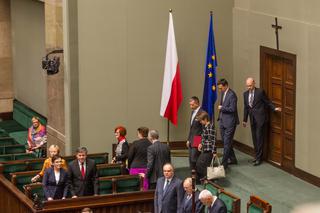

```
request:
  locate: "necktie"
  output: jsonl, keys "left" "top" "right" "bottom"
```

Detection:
{"left": 191, "top": 111, "right": 195, "bottom": 125}
{"left": 81, "top": 163, "right": 85, "bottom": 179}
{"left": 249, "top": 91, "right": 254, "bottom": 107}
{"left": 163, "top": 179, "right": 170, "bottom": 193}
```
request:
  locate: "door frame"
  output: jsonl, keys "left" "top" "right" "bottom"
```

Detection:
{"left": 260, "top": 46, "right": 296, "bottom": 173}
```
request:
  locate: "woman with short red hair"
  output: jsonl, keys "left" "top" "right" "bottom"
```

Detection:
{"left": 112, "top": 126, "right": 129, "bottom": 165}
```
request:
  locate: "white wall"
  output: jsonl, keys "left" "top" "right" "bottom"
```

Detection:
{"left": 233, "top": 0, "right": 320, "bottom": 177}
{"left": 76, "top": 0, "right": 234, "bottom": 154}
{"left": 10, "top": 0, "right": 47, "bottom": 116}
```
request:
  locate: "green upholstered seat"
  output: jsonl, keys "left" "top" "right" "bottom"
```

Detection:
{"left": 205, "top": 182, "right": 220, "bottom": 196}
{"left": 28, "top": 160, "right": 44, "bottom": 170}
{"left": 14, "top": 173, "right": 35, "bottom": 191}
{"left": 4, "top": 144, "right": 26, "bottom": 154}
{"left": 91, "top": 155, "right": 107, "bottom": 164}
{"left": 0, "top": 138, "right": 17, "bottom": 146}
{"left": 248, "top": 204, "right": 263, "bottom": 213}
{"left": 98, "top": 166, "right": 122, "bottom": 177}
{"left": 14, "top": 153, "right": 37, "bottom": 160}
{"left": 99, "top": 179, "right": 113, "bottom": 195}
{"left": 115, "top": 176, "right": 141, "bottom": 193}
{"left": 2, "top": 163, "right": 28, "bottom": 179}
{"left": 9, "top": 131, "right": 28, "bottom": 145}
{"left": 27, "top": 184, "right": 45, "bottom": 202}
{"left": 0, "top": 120, "right": 26, "bottom": 133}
{"left": 0, "top": 154, "right": 14, "bottom": 162}
{"left": 218, "top": 192, "right": 235, "bottom": 213}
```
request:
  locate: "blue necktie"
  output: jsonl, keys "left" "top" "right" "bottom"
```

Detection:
{"left": 163, "top": 179, "right": 170, "bottom": 193}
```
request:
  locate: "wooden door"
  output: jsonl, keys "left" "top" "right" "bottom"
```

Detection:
{"left": 260, "top": 46, "right": 296, "bottom": 172}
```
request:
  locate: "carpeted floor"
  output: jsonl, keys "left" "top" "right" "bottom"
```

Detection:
{"left": 172, "top": 149, "right": 320, "bottom": 213}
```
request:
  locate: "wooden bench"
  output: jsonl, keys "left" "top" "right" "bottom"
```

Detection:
{"left": 1, "top": 172, "right": 153, "bottom": 213}
{"left": 247, "top": 195, "right": 272, "bottom": 213}
{"left": 204, "top": 179, "right": 241, "bottom": 213}
{"left": 24, "top": 174, "right": 144, "bottom": 199}
{"left": 11, "top": 170, "right": 40, "bottom": 191}
{"left": 0, "top": 152, "right": 109, "bottom": 179}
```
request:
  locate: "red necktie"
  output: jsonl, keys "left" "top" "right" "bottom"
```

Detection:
{"left": 81, "top": 163, "right": 85, "bottom": 179}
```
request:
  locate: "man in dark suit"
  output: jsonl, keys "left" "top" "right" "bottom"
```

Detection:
{"left": 154, "top": 163, "right": 184, "bottom": 213}
{"left": 199, "top": 189, "right": 227, "bottom": 213}
{"left": 187, "top": 96, "right": 203, "bottom": 170}
{"left": 217, "top": 79, "right": 239, "bottom": 169}
{"left": 68, "top": 147, "right": 99, "bottom": 197}
{"left": 182, "top": 177, "right": 204, "bottom": 213}
{"left": 146, "top": 130, "right": 171, "bottom": 189}
{"left": 243, "top": 77, "right": 281, "bottom": 166}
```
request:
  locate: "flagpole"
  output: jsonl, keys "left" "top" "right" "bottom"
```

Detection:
{"left": 167, "top": 120, "right": 170, "bottom": 144}
{"left": 166, "top": 8, "right": 172, "bottom": 145}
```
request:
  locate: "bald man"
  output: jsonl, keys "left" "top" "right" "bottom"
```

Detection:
{"left": 154, "top": 163, "right": 184, "bottom": 213}
{"left": 243, "top": 77, "right": 281, "bottom": 166}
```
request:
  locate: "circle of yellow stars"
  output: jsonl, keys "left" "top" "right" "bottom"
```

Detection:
{"left": 207, "top": 55, "right": 216, "bottom": 91}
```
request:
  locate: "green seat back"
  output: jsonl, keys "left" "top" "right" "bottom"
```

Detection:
{"left": 9, "top": 131, "right": 28, "bottom": 145}
{"left": 14, "top": 153, "right": 37, "bottom": 160}
{"left": 28, "top": 161, "right": 44, "bottom": 170}
{"left": 3, "top": 163, "right": 28, "bottom": 179}
{"left": 15, "top": 174, "right": 34, "bottom": 191}
{"left": 99, "top": 179, "right": 113, "bottom": 195}
{"left": 91, "top": 156, "right": 107, "bottom": 165}
{"left": 0, "top": 138, "right": 17, "bottom": 146}
{"left": 205, "top": 183, "right": 220, "bottom": 196}
{"left": 0, "top": 120, "right": 26, "bottom": 133}
{"left": 115, "top": 177, "right": 140, "bottom": 193}
{"left": 218, "top": 193, "right": 234, "bottom": 213}
{"left": 30, "top": 185, "right": 45, "bottom": 202}
{"left": 4, "top": 144, "right": 26, "bottom": 154}
{"left": 13, "top": 100, "right": 47, "bottom": 129}
{"left": 0, "top": 147, "right": 4, "bottom": 155}
{"left": 0, "top": 154, "right": 14, "bottom": 162}
{"left": 98, "top": 166, "right": 121, "bottom": 177}
{"left": 248, "top": 204, "right": 264, "bottom": 213}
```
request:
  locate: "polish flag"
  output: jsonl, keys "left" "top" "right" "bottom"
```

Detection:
{"left": 160, "top": 12, "right": 183, "bottom": 126}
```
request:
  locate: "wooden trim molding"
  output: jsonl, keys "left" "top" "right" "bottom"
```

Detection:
{"left": 233, "top": 140, "right": 320, "bottom": 187}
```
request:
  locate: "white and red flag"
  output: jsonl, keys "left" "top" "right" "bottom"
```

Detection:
{"left": 160, "top": 12, "right": 182, "bottom": 126}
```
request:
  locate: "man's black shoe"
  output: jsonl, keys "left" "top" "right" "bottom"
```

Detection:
{"left": 253, "top": 161, "right": 261, "bottom": 166}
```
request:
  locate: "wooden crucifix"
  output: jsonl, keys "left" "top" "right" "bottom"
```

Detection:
{"left": 272, "top": 17, "right": 282, "bottom": 50}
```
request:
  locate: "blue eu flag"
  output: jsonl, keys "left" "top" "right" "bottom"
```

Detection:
{"left": 202, "top": 13, "right": 218, "bottom": 120}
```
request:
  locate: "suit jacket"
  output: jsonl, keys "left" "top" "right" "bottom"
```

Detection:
{"left": 218, "top": 89, "right": 239, "bottom": 128}
{"left": 146, "top": 141, "right": 171, "bottom": 184}
{"left": 154, "top": 176, "right": 184, "bottom": 213}
{"left": 43, "top": 167, "right": 69, "bottom": 200}
{"left": 181, "top": 191, "right": 204, "bottom": 213}
{"left": 188, "top": 108, "right": 204, "bottom": 146}
{"left": 208, "top": 198, "right": 227, "bottom": 213}
{"left": 68, "top": 158, "right": 99, "bottom": 197}
{"left": 128, "top": 138, "right": 151, "bottom": 168}
{"left": 243, "top": 88, "right": 275, "bottom": 126}
{"left": 115, "top": 140, "right": 129, "bottom": 164}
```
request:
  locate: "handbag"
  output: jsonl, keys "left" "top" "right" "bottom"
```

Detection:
{"left": 207, "top": 156, "right": 225, "bottom": 180}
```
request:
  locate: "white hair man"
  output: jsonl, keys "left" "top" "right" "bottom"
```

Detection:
{"left": 199, "top": 189, "right": 227, "bottom": 213}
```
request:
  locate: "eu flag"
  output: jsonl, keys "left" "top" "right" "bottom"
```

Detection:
{"left": 202, "top": 13, "right": 218, "bottom": 120}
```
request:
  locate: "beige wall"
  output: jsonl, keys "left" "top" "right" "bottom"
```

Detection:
{"left": 10, "top": 0, "right": 47, "bottom": 116}
{"left": 76, "top": 0, "right": 234, "bottom": 154}
{"left": 233, "top": 0, "right": 320, "bottom": 176}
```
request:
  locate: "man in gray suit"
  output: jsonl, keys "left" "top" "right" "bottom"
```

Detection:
{"left": 218, "top": 79, "right": 239, "bottom": 169}
{"left": 187, "top": 96, "right": 204, "bottom": 170}
{"left": 146, "top": 130, "right": 171, "bottom": 189}
{"left": 182, "top": 177, "right": 204, "bottom": 213}
{"left": 154, "top": 163, "right": 184, "bottom": 213}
